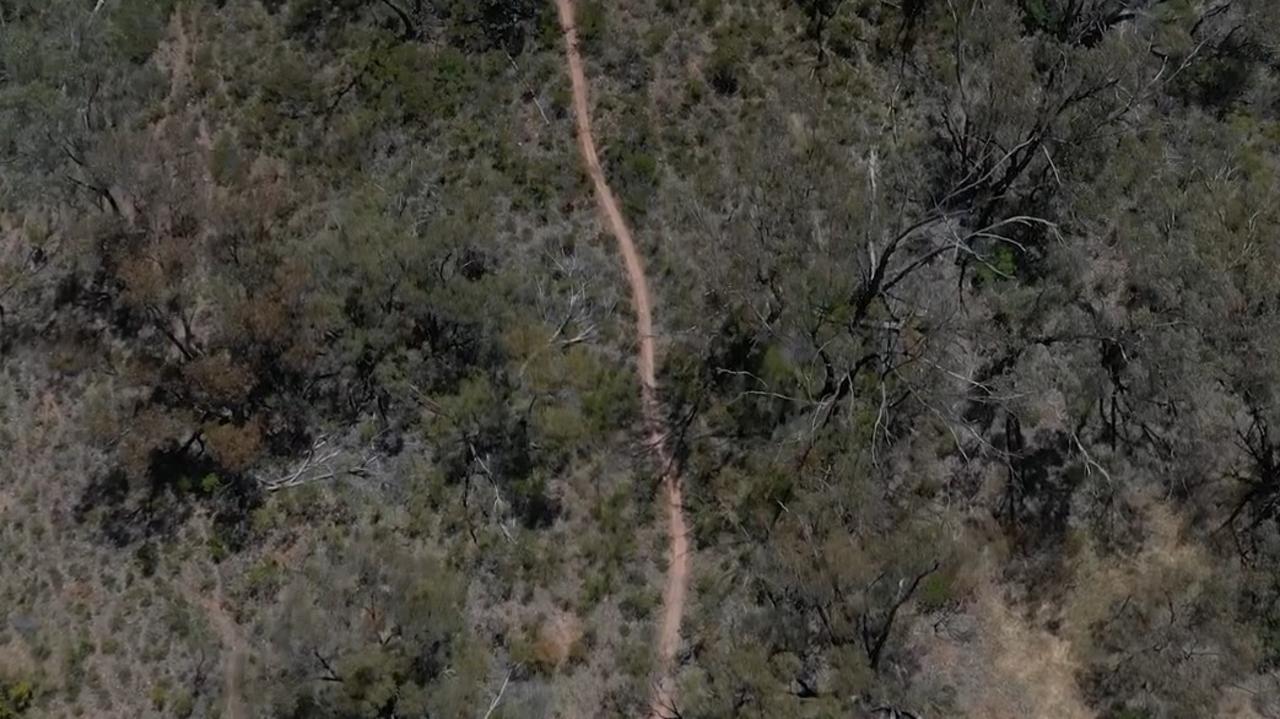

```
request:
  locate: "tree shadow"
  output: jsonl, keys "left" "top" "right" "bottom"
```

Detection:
{"left": 75, "top": 443, "right": 263, "bottom": 551}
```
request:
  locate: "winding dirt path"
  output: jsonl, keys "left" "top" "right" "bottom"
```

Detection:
{"left": 551, "top": 2, "right": 689, "bottom": 716}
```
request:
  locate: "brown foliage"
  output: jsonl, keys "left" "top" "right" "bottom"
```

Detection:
{"left": 203, "top": 420, "right": 264, "bottom": 473}
{"left": 183, "top": 352, "right": 255, "bottom": 407}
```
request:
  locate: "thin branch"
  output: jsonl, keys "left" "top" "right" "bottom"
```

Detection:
{"left": 481, "top": 669, "right": 513, "bottom": 719}
{"left": 259, "top": 435, "right": 379, "bottom": 491}
{"left": 507, "top": 52, "right": 551, "bottom": 126}
{"left": 376, "top": 0, "right": 418, "bottom": 40}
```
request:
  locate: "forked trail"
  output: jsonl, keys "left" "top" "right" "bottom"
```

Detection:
{"left": 551, "top": 1, "right": 689, "bottom": 716}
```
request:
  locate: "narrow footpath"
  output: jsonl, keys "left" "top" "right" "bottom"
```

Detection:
{"left": 551, "top": 2, "right": 690, "bottom": 716}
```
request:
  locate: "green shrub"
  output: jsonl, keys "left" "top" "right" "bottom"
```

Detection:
{"left": 576, "top": 1, "right": 607, "bottom": 53}
{"left": 210, "top": 134, "right": 245, "bottom": 187}
{"left": 0, "top": 680, "right": 34, "bottom": 718}
{"left": 206, "top": 534, "right": 228, "bottom": 563}
{"left": 917, "top": 570, "right": 954, "bottom": 611}
{"left": 619, "top": 589, "right": 657, "bottom": 621}
{"left": 170, "top": 690, "right": 194, "bottom": 718}
{"left": 148, "top": 681, "right": 168, "bottom": 710}
{"left": 199, "top": 473, "right": 222, "bottom": 495}
{"left": 707, "top": 39, "right": 742, "bottom": 95}
{"left": 110, "top": 0, "right": 172, "bottom": 64}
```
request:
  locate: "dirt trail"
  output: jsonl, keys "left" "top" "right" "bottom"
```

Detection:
{"left": 204, "top": 574, "right": 247, "bottom": 719}
{"left": 552, "top": 2, "right": 689, "bottom": 716}
{"left": 183, "top": 531, "right": 247, "bottom": 719}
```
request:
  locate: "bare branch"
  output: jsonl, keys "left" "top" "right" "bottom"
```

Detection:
{"left": 481, "top": 669, "right": 513, "bottom": 719}
{"left": 259, "top": 435, "right": 378, "bottom": 492}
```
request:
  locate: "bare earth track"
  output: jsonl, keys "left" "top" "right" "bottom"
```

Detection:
{"left": 201, "top": 575, "right": 247, "bottom": 719}
{"left": 183, "top": 524, "right": 247, "bottom": 719}
{"left": 551, "top": 2, "right": 690, "bottom": 716}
